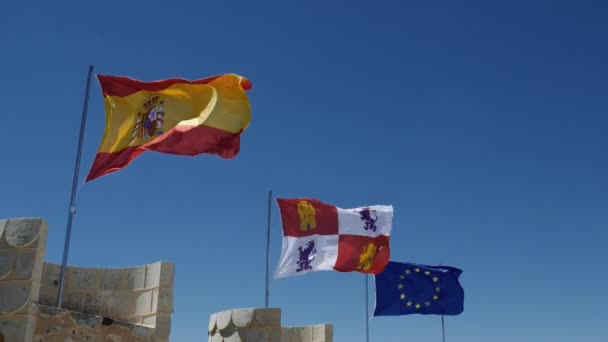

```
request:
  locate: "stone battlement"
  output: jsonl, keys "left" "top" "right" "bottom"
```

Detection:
{"left": 208, "top": 307, "right": 333, "bottom": 341}
{"left": 0, "top": 218, "right": 174, "bottom": 341}
{"left": 0, "top": 218, "right": 335, "bottom": 341}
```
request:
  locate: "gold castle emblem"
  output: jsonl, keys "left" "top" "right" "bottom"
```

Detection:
{"left": 297, "top": 200, "right": 317, "bottom": 231}
{"left": 357, "top": 242, "right": 378, "bottom": 271}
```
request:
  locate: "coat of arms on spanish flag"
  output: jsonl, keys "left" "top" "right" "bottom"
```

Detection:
{"left": 86, "top": 73, "right": 252, "bottom": 182}
{"left": 274, "top": 198, "right": 394, "bottom": 278}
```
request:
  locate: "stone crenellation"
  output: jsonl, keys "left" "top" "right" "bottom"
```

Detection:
{"left": 208, "top": 307, "right": 333, "bottom": 342}
{"left": 38, "top": 260, "right": 174, "bottom": 339}
{"left": 0, "top": 217, "right": 335, "bottom": 341}
{"left": 0, "top": 218, "right": 48, "bottom": 341}
{"left": 0, "top": 218, "right": 174, "bottom": 341}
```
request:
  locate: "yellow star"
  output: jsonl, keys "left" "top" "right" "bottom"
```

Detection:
{"left": 406, "top": 301, "right": 412, "bottom": 307}
{"left": 400, "top": 275, "right": 405, "bottom": 280}
{"left": 433, "top": 295, "right": 439, "bottom": 301}
{"left": 425, "top": 302, "right": 431, "bottom": 307}
{"left": 405, "top": 270, "right": 411, "bottom": 274}
{"left": 435, "top": 287, "right": 441, "bottom": 292}
{"left": 398, "top": 284, "right": 403, "bottom": 289}
{"left": 415, "top": 268, "right": 420, "bottom": 273}
{"left": 424, "top": 271, "right": 431, "bottom": 276}
{"left": 432, "top": 276, "right": 439, "bottom": 283}
{"left": 400, "top": 294, "right": 406, "bottom": 300}
{"left": 415, "top": 303, "right": 421, "bottom": 309}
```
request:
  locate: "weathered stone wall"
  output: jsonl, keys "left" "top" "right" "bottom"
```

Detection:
{"left": 37, "top": 261, "right": 174, "bottom": 341}
{"left": 1, "top": 217, "right": 334, "bottom": 341}
{"left": 35, "top": 305, "right": 156, "bottom": 341}
{"left": 0, "top": 218, "right": 48, "bottom": 341}
{"left": 208, "top": 308, "right": 333, "bottom": 342}
{"left": 0, "top": 217, "right": 175, "bottom": 341}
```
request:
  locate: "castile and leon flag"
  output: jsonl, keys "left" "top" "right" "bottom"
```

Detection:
{"left": 86, "top": 73, "right": 252, "bottom": 182}
{"left": 274, "top": 198, "right": 394, "bottom": 278}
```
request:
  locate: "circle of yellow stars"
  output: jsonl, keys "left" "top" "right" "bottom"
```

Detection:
{"left": 398, "top": 267, "right": 441, "bottom": 310}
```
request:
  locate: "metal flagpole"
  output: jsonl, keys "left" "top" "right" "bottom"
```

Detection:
{"left": 439, "top": 261, "right": 446, "bottom": 342}
{"left": 57, "top": 64, "right": 94, "bottom": 308}
{"left": 365, "top": 275, "right": 370, "bottom": 342}
{"left": 264, "top": 189, "right": 273, "bottom": 307}
{"left": 441, "top": 315, "right": 446, "bottom": 342}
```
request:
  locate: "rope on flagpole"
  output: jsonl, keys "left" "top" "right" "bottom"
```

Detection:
{"left": 57, "top": 64, "right": 94, "bottom": 308}
{"left": 264, "top": 189, "right": 273, "bottom": 308}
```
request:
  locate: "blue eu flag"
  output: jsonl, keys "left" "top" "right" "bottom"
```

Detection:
{"left": 374, "top": 261, "right": 464, "bottom": 316}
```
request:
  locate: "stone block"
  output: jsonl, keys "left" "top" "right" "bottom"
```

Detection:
{"left": 145, "top": 262, "right": 161, "bottom": 287}
{"left": 142, "top": 314, "right": 156, "bottom": 327}
{"left": 99, "top": 268, "right": 123, "bottom": 291}
{"left": 14, "top": 251, "right": 36, "bottom": 279}
{"left": 123, "top": 315, "right": 142, "bottom": 325}
{"left": 232, "top": 308, "right": 254, "bottom": 328}
{"left": 269, "top": 327, "right": 282, "bottom": 341}
{"left": 39, "top": 304, "right": 67, "bottom": 317}
{"left": 70, "top": 311, "right": 102, "bottom": 328}
{"left": 41, "top": 263, "right": 61, "bottom": 288}
{"left": 155, "top": 314, "right": 171, "bottom": 339}
{"left": 37, "top": 286, "right": 58, "bottom": 307}
{"left": 211, "top": 332, "right": 223, "bottom": 342}
{"left": 125, "top": 266, "right": 146, "bottom": 290}
{"left": 32, "top": 233, "right": 47, "bottom": 281}
{"left": 110, "top": 292, "right": 133, "bottom": 317}
{"left": 135, "top": 289, "right": 153, "bottom": 314}
{"left": 0, "top": 250, "right": 16, "bottom": 279}
{"left": 217, "top": 309, "right": 232, "bottom": 330}
{"left": 151, "top": 288, "right": 159, "bottom": 314}
{"left": 245, "top": 328, "right": 269, "bottom": 342}
{"left": 69, "top": 267, "right": 98, "bottom": 290}
{"left": 254, "top": 308, "right": 281, "bottom": 327}
{"left": 132, "top": 324, "right": 153, "bottom": 337}
{"left": 0, "top": 315, "right": 35, "bottom": 341}
{"left": 82, "top": 291, "right": 110, "bottom": 316}
{"left": 0, "top": 220, "right": 6, "bottom": 238}
{"left": 159, "top": 261, "right": 175, "bottom": 288}
{"left": 280, "top": 328, "right": 293, "bottom": 342}
{"left": 3, "top": 218, "right": 43, "bottom": 248}
{"left": 61, "top": 290, "right": 83, "bottom": 312}
{"left": 35, "top": 304, "right": 156, "bottom": 341}
{"left": 157, "top": 287, "right": 173, "bottom": 313}
{"left": 312, "top": 324, "right": 333, "bottom": 341}
{"left": 208, "top": 312, "right": 217, "bottom": 334}
{"left": 224, "top": 329, "right": 245, "bottom": 342}
{"left": 0, "top": 283, "right": 30, "bottom": 313}
{"left": 291, "top": 326, "right": 313, "bottom": 342}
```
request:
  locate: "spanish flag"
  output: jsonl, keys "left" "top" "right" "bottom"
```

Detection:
{"left": 86, "top": 73, "right": 252, "bottom": 182}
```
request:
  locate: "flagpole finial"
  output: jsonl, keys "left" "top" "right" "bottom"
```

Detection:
{"left": 240, "top": 78, "right": 252, "bottom": 91}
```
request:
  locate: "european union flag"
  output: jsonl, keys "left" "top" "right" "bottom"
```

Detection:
{"left": 374, "top": 261, "right": 464, "bottom": 316}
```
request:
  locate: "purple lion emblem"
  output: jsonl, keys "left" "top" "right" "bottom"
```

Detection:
{"left": 296, "top": 240, "right": 317, "bottom": 272}
{"left": 359, "top": 208, "right": 378, "bottom": 232}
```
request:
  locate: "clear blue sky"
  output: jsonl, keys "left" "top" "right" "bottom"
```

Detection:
{"left": 1, "top": 1, "right": 607, "bottom": 341}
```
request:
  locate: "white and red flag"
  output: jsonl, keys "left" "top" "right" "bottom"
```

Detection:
{"left": 274, "top": 198, "right": 394, "bottom": 278}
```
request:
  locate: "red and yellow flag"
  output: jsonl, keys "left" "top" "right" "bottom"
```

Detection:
{"left": 274, "top": 198, "right": 394, "bottom": 278}
{"left": 86, "top": 74, "right": 252, "bottom": 182}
